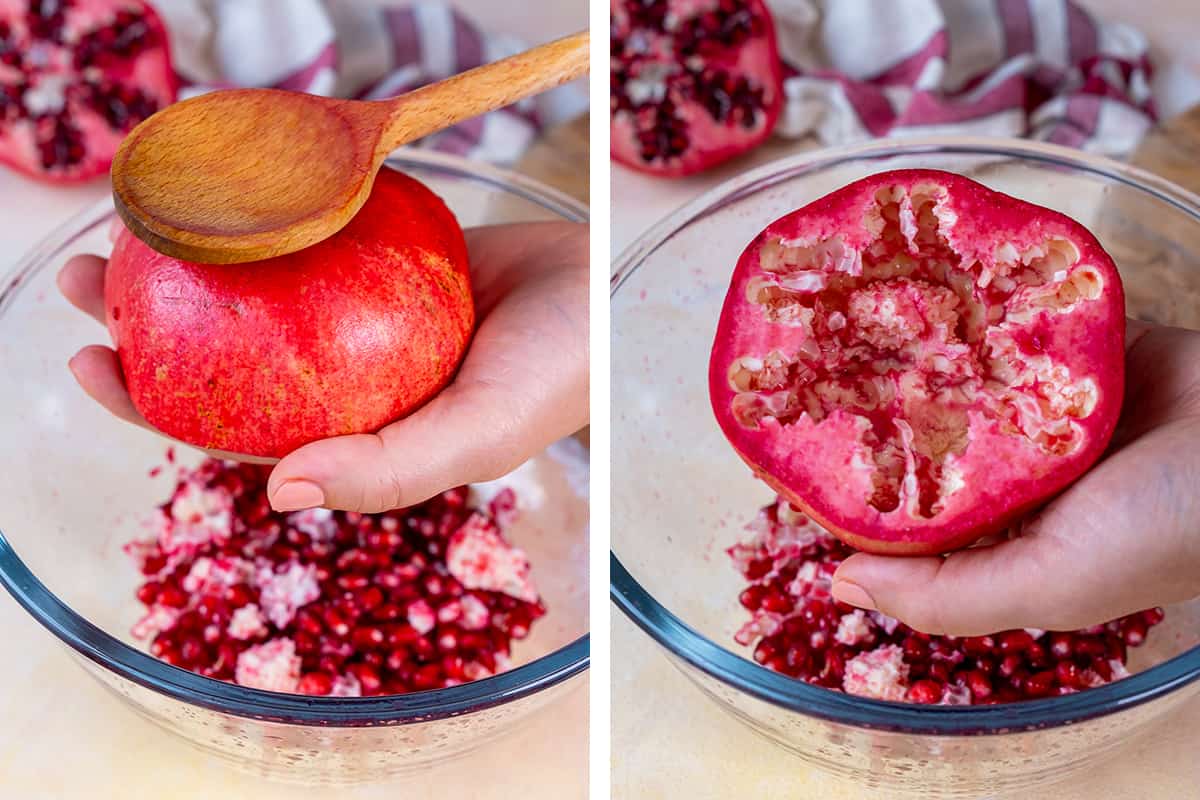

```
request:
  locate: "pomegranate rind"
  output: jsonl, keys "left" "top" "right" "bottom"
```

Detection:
{"left": 710, "top": 169, "right": 1126, "bottom": 555}
{"left": 105, "top": 167, "right": 474, "bottom": 458}
{"left": 609, "top": 0, "right": 784, "bottom": 177}
{"left": 0, "top": 0, "right": 179, "bottom": 183}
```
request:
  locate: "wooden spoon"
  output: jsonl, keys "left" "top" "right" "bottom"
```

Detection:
{"left": 111, "top": 30, "right": 589, "bottom": 264}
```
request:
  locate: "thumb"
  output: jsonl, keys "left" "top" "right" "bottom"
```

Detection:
{"left": 830, "top": 543, "right": 1043, "bottom": 637}
{"left": 266, "top": 377, "right": 561, "bottom": 513}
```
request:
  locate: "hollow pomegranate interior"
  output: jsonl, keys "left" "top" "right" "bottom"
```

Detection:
{"left": 710, "top": 170, "right": 1126, "bottom": 554}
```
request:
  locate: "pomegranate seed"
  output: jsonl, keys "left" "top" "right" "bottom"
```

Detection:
{"left": 739, "top": 585, "right": 765, "bottom": 610}
{"left": 323, "top": 609, "right": 351, "bottom": 638}
{"left": 351, "top": 626, "right": 386, "bottom": 651}
{"left": 157, "top": 584, "right": 188, "bottom": 608}
{"left": 136, "top": 581, "right": 161, "bottom": 604}
{"left": 1142, "top": 607, "right": 1165, "bottom": 626}
{"left": 907, "top": 679, "right": 943, "bottom": 704}
{"left": 412, "top": 664, "right": 442, "bottom": 690}
{"left": 346, "top": 663, "right": 382, "bottom": 694}
{"left": 961, "top": 636, "right": 994, "bottom": 656}
{"left": 298, "top": 672, "right": 333, "bottom": 695}
{"left": 1048, "top": 632, "right": 1074, "bottom": 659}
{"left": 998, "top": 630, "right": 1035, "bottom": 653}
{"left": 1024, "top": 670, "right": 1056, "bottom": 697}
{"left": 1121, "top": 618, "right": 1148, "bottom": 646}
{"left": 902, "top": 635, "right": 928, "bottom": 661}
{"left": 356, "top": 586, "right": 385, "bottom": 612}
{"left": 760, "top": 589, "right": 792, "bottom": 613}
{"left": 963, "top": 669, "right": 993, "bottom": 700}
{"left": 745, "top": 558, "right": 771, "bottom": 580}
{"left": 226, "top": 583, "right": 255, "bottom": 607}
{"left": 337, "top": 573, "right": 370, "bottom": 592}
{"left": 1055, "top": 661, "right": 1080, "bottom": 689}
{"left": 998, "top": 654, "right": 1023, "bottom": 678}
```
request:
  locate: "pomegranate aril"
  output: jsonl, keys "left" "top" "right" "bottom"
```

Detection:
{"left": 1023, "top": 670, "right": 1056, "bottom": 697}
{"left": 998, "top": 630, "right": 1035, "bottom": 653}
{"left": 337, "top": 573, "right": 370, "bottom": 592}
{"left": 1049, "top": 633, "right": 1075, "bottom": 660}
{"left": 739, "top": 585, "right": 765, "bottom": 610}
{"left": 729, "top": 498, "right": 1164, "bottom": 705}
{"left": 412, "top": 664, "right": 442, "bottom": 690}
{"left": 136, "top": 581, "right": 161, "bottom": 604}
{"left": 1121, "top": 618, "right": 1148, "bottom": 646}
{"left": 351, "top": 626, "right": 386, "bottom": 651}
{"left": 346, "top": 663, "right": 382, "bottom": 694}
{"left": 902, "top": 635, "right": 928, "bottom": 661}
{"left": 157, "top": 584, "right": 188, "bottom": 608}
{"left": 323, "top": 609, "right": 351, "bottom": 638}
{"left": 1055, "top": 661, "right": 1081, "bottom": 689}
{"left": 963, "top": 670, "right": 993, "bottom": 700}
{"left": 907, "top": 679, "right": 943, "bottom": 704}
{"left": 759, "top": 588, "right": 792, "bottom": 613}
{"left": 298, "top": 672, "right": 333, "bottom": 695}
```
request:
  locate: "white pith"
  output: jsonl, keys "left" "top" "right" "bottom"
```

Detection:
{"left": 728, "top": 184, "right": 1103, "bottom": 519}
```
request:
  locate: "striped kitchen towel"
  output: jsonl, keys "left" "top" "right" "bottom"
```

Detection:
{"left": 769, "top": 0, "right": 1155, "bottom": 155}
{"left": 153, "top": 0, "right": 588, "bottom": 165}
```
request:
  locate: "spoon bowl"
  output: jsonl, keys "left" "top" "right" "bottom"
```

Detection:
{"left": 112, "top": 31, "right": 590, "bottom": 264}
{"left": 113, "top": 89, "right": 380, "bottom": 264}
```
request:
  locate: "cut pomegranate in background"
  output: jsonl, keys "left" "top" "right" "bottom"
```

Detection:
{"left": 730, "top": 497, "right": 1162, "bottom": 704}
{"left": 711, "top": 169, "right": 1126, "bottom": 555}
{"left": 127, "top": 457, "right": 545, "bottom": 695}
{"left": 0, "top": 0, "right": 177, "bottom": 183}
{"left": 610, "top": 0, "right": 783, "bottom": 177}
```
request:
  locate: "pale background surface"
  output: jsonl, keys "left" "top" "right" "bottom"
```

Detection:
{"left": 0, "top": 1, "right": 587, "bottom": 798}
{"left": 611, "top": 1, "right": 1200, "bottom": 798}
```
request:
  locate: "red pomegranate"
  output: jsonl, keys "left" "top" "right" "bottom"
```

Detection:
{"left": 710, "top": 170, "right": 1126, "bottom": 555}
{"left": 0, "top": 0, "right": 177, "bottom": 183}
{"left": 105, "top": 167, "right": 474, "bottom": 459}
{"left": 610, "top": 0, "right": 783, "bottom": 177}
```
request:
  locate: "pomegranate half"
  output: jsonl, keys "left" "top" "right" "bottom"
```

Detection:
{"left": 710, "top": 169, "right": 1126, "bottom": 555}
{"left": 610, "top": 0, "right": 783, "bottom": 177}
{"left": 106, "top": 167, "right": 474, "bottom": 459}
{"left": 0, "top": 0, "right": 177, "bottom": 182}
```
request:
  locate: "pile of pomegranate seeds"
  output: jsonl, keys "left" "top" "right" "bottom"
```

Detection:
{"left": 729, "top": 497, "right": 1164, "bottom": 704}
{"left": 126, "top": 456, "right": 545, "bottom": 696}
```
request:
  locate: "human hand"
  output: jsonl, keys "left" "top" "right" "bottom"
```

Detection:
{"left": 831, "top": 319, "right": 1200, "bottom": 635}
{"left": 58, "top": 221, "right": 589, "bottom": 513}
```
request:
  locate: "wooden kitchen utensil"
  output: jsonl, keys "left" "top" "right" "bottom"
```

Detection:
{"left": 111, "top": 30, "right": 589, "bottom": 264}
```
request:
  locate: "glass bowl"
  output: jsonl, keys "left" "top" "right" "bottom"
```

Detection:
{"left": 0, "top": 150, "right": 589, "bottom": 785}
{"left": 610, "top": 137, "right": 1200, "bottom": 797}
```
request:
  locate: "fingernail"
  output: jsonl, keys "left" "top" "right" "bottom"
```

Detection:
{"left": 270, "top": 480, "right": 325, "bottom": 512}
{"left": 832, "top": 580, "right": 877, "bottom": 611}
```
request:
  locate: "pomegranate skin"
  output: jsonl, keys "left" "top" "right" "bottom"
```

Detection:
{"left": 106, "top": 167, "right": 474, "bottom": 458}
{"left": 710, "top": 169, "right": 1126, "bottom": 555}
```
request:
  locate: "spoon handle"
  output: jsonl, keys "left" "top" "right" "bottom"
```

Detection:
{"left": 377, "top": 30, "right": 590, "bottom": 153}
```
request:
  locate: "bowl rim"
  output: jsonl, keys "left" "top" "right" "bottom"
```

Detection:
{"left": 609, "top": 135, "right": 1200, "bottom": 735}
{"left": 0, "top": 149, "right": 590, "bottom": 726}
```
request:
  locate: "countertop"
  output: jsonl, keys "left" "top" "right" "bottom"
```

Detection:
{"left": 611, "top": 1, "right": 1200, "bottom": 798}
{"left": 0, "top": 1, "right": 588, "bottom": 798}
